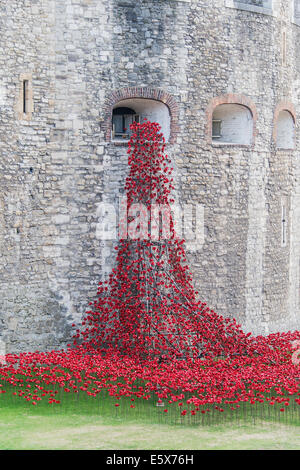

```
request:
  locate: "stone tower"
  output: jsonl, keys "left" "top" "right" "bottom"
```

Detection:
{"left": 0, "top": 0, "right": 300, "bottom": 353}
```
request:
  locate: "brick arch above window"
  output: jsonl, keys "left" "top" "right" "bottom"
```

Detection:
{"left": 206, "top": 93, "right": 258, "bottom": 146}
{"left": 103, "top": 87, "right": 180, "bottom": 144}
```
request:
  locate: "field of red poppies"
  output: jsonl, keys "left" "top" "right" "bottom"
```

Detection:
{"left": 0, "top": 340, "right": 299, "bottom": 426}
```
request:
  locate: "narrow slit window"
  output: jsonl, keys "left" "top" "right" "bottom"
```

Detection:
{"left": 281, "top": 204, "right": 287, "bottom": 247}
{"left": 23, "top": 80, "right": 29, "bottom": 114}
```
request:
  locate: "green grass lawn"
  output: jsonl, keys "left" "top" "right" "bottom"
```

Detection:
{"left": 0, "top": 407, "right": 299, "bottom": 450}
{"left": 0, "top": 392, "right": 299, "bottom": 450}
{"left": 1, "top": 378, "right": 299, "bottom": 450}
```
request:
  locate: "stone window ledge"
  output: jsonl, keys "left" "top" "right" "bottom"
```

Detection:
{"left": 225, "top": 1, "right": 274, "bottom": 17}
{"left": 110, "top": 139, "right": 170, "bottom": 146}
{"left": 211, "top": 142, "right": 252, "bottom": 148}
{"left": 111, "top": 140, "right": 130, "bottom": 146}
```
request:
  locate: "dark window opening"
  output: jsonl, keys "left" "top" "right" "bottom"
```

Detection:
{"left": 112, "top": 107, "right": 140, "bottom": 139}
{"left": 23, "top": 80, "right": 29, "bottom": 114}
{"left": 212, "top": 120, "right": 222, "bottom": 139}
{"left": 281, "top": 204, "right": 287, "bottom": 247}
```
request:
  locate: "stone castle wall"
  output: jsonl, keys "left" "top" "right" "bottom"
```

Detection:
{"left": 0, "top": 0, "right": 300, "bottom": 353}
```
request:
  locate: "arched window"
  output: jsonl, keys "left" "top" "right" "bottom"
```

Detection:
{"left": 276, "top": 110, "right": 295, "bottom": 150}
{"left": 112, "top": 98, "right": 171, "bottom": 142}
{"left": 212, "top": 103, "right": 253, "bottom": 145}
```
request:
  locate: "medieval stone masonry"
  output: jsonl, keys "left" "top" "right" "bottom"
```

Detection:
{"left": 0, "top": 0, "right": 300, "bottom": 353}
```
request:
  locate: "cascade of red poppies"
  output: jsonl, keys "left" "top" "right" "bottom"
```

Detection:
{"left": 0, "top": 120, "right": 299, "bottom": 417}
{"left": 76, "top": 120, "right": 256, "bottom": 361}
